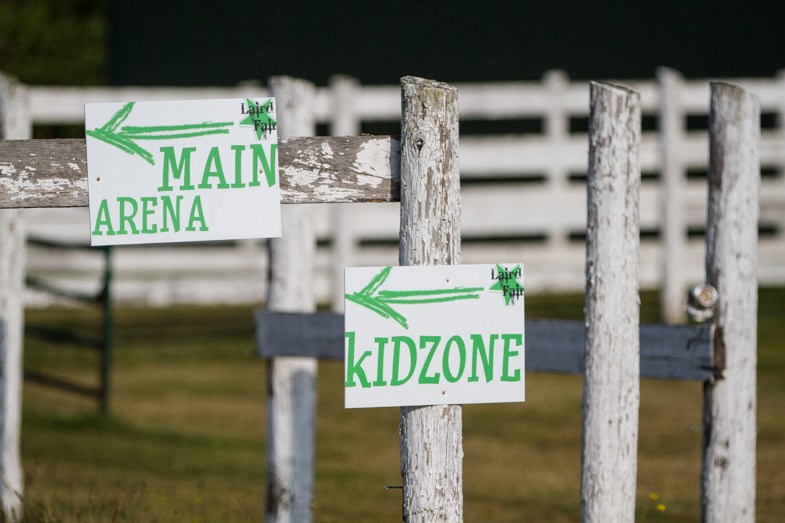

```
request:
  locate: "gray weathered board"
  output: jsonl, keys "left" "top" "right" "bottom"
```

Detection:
{"left": 254, "top": 312, "right": 715, "bottom": 382}
{"left": 0, "top": 136, "right": 400, "bottom": 208}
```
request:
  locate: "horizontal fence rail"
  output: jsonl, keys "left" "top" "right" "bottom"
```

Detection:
{"left": 0, "top": 137, "right": 401, "bottom": 207}
{"left": 254, "top": 312, "right": 715, "bottom": 381}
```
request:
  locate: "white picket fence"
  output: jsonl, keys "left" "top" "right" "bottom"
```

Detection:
{"left": 23, "top": 70, "right": 785, "bottom": 320}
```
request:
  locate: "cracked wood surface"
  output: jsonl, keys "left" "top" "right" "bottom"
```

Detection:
{"left": 0, "top": 136, "right": 400, "bottom": 208}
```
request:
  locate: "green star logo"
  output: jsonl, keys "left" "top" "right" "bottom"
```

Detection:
{"left": 240, "top": 98, "right": 277, "bottom": 140}
{"left": 489, "top": 264, "right": 524, "bottom": 305}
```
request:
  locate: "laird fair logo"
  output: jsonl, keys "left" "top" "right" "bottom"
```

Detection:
{"left": 240, "top": 99, "right": 277, "bottom": 140}
{"left": 489, "top": 264, "right": 524, "bottom": 305}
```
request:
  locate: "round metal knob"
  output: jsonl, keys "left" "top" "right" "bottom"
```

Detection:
{"left": 686, "top": 284, "right": 718, "bottom": 322}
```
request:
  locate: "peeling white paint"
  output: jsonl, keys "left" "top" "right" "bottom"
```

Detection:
{"left": 352, "top": 139, "right": 390, "bottom": 178}
{"left": 582, "top": 82, "right": 641, "bottom": 523}
{"left": 354, "top": 174, "right": 383, "bottom": 188}
{"left": 282, "top": 166, "right": 321, "bottom": 187}
{"left": 266, "top": 76, "right": 317, "bottom": 523}
{"left": 399, "top": 77, "right": 463, "bottom": 522}
{"left": 320, "top": 141, "right": 334, "bottom": 158}
{"left": 0, "top": 175, "right": 87, "bottom": 202}
{"left": 1, "top": 136, "right": 397, "bottom": 207}
{"left": 312, "top": 183, "right": 358, "bottom": 198}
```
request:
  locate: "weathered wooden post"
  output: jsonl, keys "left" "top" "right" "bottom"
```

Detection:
{"left": 658, "top": 67, "right": 688, "bottom": 323}
{"left": 0, "top": 72, "right": 29, "bottom": 522}
{"left": 265, "top": 76, "right": 317, "bottom": 523}
{"left": 701, "top": 82, "right": 759, "bottom": 523}
{"left": 329, "top": 75, "right": 360, "bottom": 312}
{"left": 398, "top": 76, "right": 463, "bottom": 522}
{"left": 581, "top": 82, "right": 641, "bottom": 522}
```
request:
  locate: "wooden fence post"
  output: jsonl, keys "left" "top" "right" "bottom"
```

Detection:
{"left": 398, "top": 76, "right": 463, "bottom": 522}
{"left": 581, "top": 82, "right": 641, "bottom": 522}
{"left": 658, "top": 67, "right": 688, "bottom": 323}
{"left": 329, "top": 75, "right": 360, "bottom": 312}
{"left": 0, "top": 72, "right": 30, "bottom": 522}
{"left": 265, "top": 76, "right": 317, "bottom": 523}
{"left": 701, "top": 82, "right": 759, "bottom": 523}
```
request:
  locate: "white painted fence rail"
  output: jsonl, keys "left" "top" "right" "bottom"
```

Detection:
{"left": 20, "top": 71, "right": 785, "bottom": 323}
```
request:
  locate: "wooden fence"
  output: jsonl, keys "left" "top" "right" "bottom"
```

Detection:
{"left": 250, "top": 78, "right": 759, "bottom": 521}
{"left": 21, "top": 69, "right": 785, "bottom": 323}
{"left": 0, "top": 72, "right": 762, "bottom": 522}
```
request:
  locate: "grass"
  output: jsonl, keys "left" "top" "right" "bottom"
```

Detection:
{"left": 19, "top": 289, "right": 785, "bottom": 521}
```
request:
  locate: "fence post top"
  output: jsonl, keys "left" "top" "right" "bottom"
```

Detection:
{"left": 710, "top": 80, "right": 758, "bottom": 100}
{"left": 589, "top": 80, "right": 639, "bottom": 98}
{"left": 329, "top": 74, "right": 359, "bottom": 86}
{"left": 400, "top": 76, "right": 457, "bottom": 93}
{"left": 267, "top": 76, "right": 315, "bottom": 89}
{"left": 543, "top": 69, "right": 569, "bottom": 83}
{"left": 657, "top": 66, "right": 684, "bottom": 81}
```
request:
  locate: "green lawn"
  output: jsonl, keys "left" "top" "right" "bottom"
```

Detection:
{"left": 19, "top": 289, "right": 785, "bottom": 521}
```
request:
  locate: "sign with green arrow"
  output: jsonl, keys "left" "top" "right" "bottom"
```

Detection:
{"left": 85, "top": 98, "right": 280, "bottom": 246}
{"left": 344, "top": 264, "right": 525, "bottom": 409}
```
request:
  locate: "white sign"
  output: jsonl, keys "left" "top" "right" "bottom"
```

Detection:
{"left": 344, "top": 264, "right": 525, "bottom": 409}
{"left": 85, "top": 98, "right": 280, "bottom": 245}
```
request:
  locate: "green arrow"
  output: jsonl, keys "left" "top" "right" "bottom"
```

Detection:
{"left": 86, "top": 101, "right": 234, "bottom": 165}
{"left": 345, "top": 266, "right": 484, "bottom": 329}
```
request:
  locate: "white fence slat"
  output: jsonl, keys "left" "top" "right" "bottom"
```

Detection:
{"left": 329, "top": 75, "right": 361, "bottom": 311}
{"left": 0, "top": 72, "right": 29, "bottom": 523}
{"left": 659, "top": 67, "right": 689, "bottom": 322}
{"left": 581, "top": 82, "right": 641, "bottom": 522}
{"left": 701, "top": 82, "right": 759, "bottom": 523}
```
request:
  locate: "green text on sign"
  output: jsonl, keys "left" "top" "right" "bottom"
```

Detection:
{"left": 343, "top": 264, "right": 525, "bottom": 409}
{"left": 85, "top": 98, "right": 281, "bottom": 246}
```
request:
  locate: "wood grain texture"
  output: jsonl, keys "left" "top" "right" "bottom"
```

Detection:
{"left": 701, "top": 82, "right": 759, "bottom": 523}
{"left": 0, "top": 136, "right": 400, "bottom": 208}
{"left": 398, "top": 76, "right": 463, "bottom": 523}
{"left": 0, "top": 72, "right": 29, "bottom": 523}
{"left": 265, "top": 77, "right": 317, "bottom": 523}
{"left": 581, "top": 82, "right": 641, "bottom": 523}
{"left": 254, "top": 313, "right": 714, "bottom": 381}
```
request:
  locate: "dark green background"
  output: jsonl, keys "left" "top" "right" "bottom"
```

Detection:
{"left": 109, "top": 0, "right": 784, "bottom": 86}
{"left": 1, "top": 1, "right": 783, "bottom": 86}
